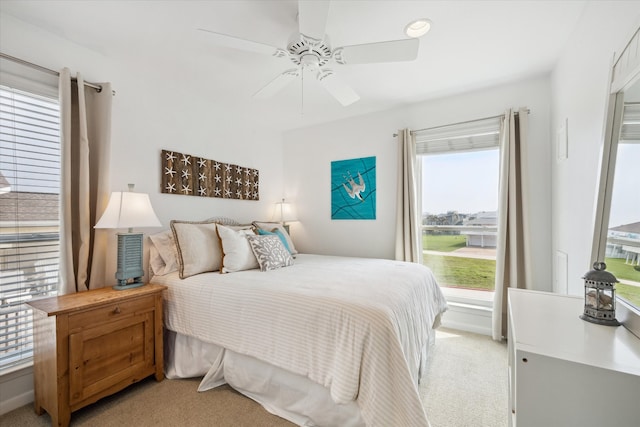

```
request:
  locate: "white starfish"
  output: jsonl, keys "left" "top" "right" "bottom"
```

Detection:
{"left": 214, "top": 174, "right": 221, "bottom": 183}
{"left": 214, "top": 187, "right": 221, "bottom": 196}
{"left": 181, "top": 184, "right": 191, "bottom": 194}
{"left": 236, "top": 166, "right": 243, "bottom": 174}
{"left": 198, "top": 158, "right": 206, "bottom": 168}
{"left": 235, "top": 178, "right": 242, "bottom": 185}
{"left": 226, "top": 176, "right": 232, "bottom": 183}
{"left": 181, "top": 169, "right": 190, "bottom": 178}
{"left": 198, "top": 187, "right": 206, "bottom": 196}
{"left": 165, "top": 183, "right": 176, "bottom": 192}
{"left": 236, "top": 189, "right": 242, "bottom": 198}
{"left": 165, "top": 152, "right": 176, "bottom": 161}
{"left": 199, "top": 173, "right": 206, "bottom": 182}
{"left": 165, "top": 167, "right": 176, "bottom": 177}
{"left": 224, "top": 189, "right": 232, "bottom": 197}
{"left": 181, "top": 155, "right": 191, "bottom": 166}
{"left": 244, "top": 179, "right": 251, "bottom": 187}
{"left": 214, "top": 162, "right": 221, "bottom": 170}
{"left": 225, "top": 164, "right": 231, "bottom": 172}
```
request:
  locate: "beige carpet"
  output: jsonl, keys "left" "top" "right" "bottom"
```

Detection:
{"left": 1, "top": 328, "right": 507, "bottom": 427}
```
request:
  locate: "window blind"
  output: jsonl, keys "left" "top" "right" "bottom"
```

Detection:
{"left": 414, "top": 116, "right": 502, "bottom": 155}
{"left": 0, "top": 84, "right": 60, "bottom": 371}
{"left": 620, "top": 103, "right": 640, "bottom": 142}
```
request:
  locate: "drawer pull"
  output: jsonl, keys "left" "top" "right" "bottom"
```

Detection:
{"left": 113, "top": 306, "right": 121, "bottom": 314}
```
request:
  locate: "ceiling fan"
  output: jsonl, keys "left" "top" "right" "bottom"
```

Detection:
{"left": 197, "top": 0, "right": 420, "bottom": 106}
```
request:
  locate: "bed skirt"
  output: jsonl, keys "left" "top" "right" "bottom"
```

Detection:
{"left": 164, "top": 328, "right": 436, "bottom": 426}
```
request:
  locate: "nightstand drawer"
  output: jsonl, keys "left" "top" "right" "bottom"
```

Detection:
{"left": 68, "top": 295, "right": 155, "bottom": 331}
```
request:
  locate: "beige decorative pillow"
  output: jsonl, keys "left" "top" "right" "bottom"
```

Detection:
{"left": 217, "top": 224, "right": 259, "bottom": 273}
{"left": 252, "top": 221, "right": 298, "bottom": 255}
{"left": 247, "top": 234, "right": 294, "bottom": 272}
{"left": 170, "top": 220, "right": 222, "bottom": 279}
{"left": 149, "top": 229, "right": 178, "bottom": 275}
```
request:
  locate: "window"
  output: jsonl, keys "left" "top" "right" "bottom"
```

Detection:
{"left": 592, "top": 27, "right": 640, "bottom": 336}
{"left": 416, "top": 116, "right": 501, "bottom": 302}
{"left": 0, "top": 84, "right": 60, "bottom": 371}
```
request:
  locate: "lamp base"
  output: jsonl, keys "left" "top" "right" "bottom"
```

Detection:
{"left": 113, "top": 279, "right": 145, "bottom": 291}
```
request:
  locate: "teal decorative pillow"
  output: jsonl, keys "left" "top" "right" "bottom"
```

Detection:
{"left": 252, "top": 221, "right": 298, "bottom": 255}
{"left": 246, "top": 235, "right": 294, "bottom": 272}
{"left": 257, "top": 228, "right": 291, "bottom": 253}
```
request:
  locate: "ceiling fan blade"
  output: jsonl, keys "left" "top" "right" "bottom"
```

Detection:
{"left": 298, "top": 0, "right": 330, "bottom": 40}
{"left": 253, "top": 69, "right": 300, "bottom": 99}
{"left": 317, "top": 69, "right": 360, "bottom": 106}
{"left": 197, "top": 28, "right": 285, "bottom": 57}
{"left": 334, "top": 38, "right": 419, "bottom": 65}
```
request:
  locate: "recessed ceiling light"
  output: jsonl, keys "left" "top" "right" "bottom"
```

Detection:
{"left": 405, "top": 19, "right": 432, "bottom": 38}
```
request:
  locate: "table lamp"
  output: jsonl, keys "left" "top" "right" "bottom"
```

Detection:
{"left": 272, "top": 198, "right": 297, "bottom": 233}
{"left": 94, "top": 184, "right": 161, "bottom": 290}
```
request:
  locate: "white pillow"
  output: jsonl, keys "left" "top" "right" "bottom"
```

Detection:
{"left": 247, "top": 234, "right": 294, "bottom": 272}
{"left": 149, "top": 229, "right": 178, "bottom": 275}
{"left": 170, "top": 220, "right": 222, "bottom": 279}
{"left": 252, "top": 221, "right": 298, "bottom": 255}
{"left": 217, "top": 224, "right": 259, "bottom": 273}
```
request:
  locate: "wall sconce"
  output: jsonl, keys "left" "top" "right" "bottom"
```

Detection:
{"left": 94, "top": 184, "right": 161, "bottom": 290}
{"left": 272, "top": 198, "right": 297, "bottom": 233}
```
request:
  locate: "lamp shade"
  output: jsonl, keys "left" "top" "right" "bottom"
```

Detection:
{"left": 95, "top": 191, "right": 161, "bottom": 230}
{"left": 272, "top": 198, "right": 297, "bottom": 223}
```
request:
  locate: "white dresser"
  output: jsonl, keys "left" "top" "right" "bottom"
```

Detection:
{"left": 507, "top": 289, "right": 640, "bottom": 427}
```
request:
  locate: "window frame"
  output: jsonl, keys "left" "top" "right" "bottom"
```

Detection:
{"left": 591, "top": 26, "right": 640, "bottom": 338}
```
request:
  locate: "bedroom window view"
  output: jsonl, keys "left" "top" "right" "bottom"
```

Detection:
{"left": 0, "top": 85, "right": 61, "bottom": 371}
{"left": 421, "top": 149, "right": 499, "bottom": 295}
{"left": 605, "top": 138, "right": 640, "bottom": 308}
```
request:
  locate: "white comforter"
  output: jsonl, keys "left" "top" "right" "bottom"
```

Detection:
{"left": 155, "top": 254, "right": 447, "bottom": 427}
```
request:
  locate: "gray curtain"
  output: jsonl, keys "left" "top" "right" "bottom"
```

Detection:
{"left": 58, "top": 68, "right": 112, "bottom": 294}
{"left": 492, "top": 108, "right": 532, "bottom": 340}
{"left": 395, "top": 129, "right": 422, "bottom": 262}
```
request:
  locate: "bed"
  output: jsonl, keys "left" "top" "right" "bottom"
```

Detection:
{"left": 148, "top": 219, "right": 448, "bottom": 427}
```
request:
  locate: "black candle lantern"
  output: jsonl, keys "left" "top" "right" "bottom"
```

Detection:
{"left": 580, "top": 262, "right": 620, "bottom": 326}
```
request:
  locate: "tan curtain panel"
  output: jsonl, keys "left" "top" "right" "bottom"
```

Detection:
{"left": 492, "top": 108, "right": 532, "bottom": 340}
{"left": 58, "top": 68, "right": 112, "bottom": 294}
{"left": 395, "top": 128, "right": 422, "bottom": 262}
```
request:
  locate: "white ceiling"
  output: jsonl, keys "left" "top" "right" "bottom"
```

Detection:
{"left": 1, "top": 0, "right": 589, "bottom": 131}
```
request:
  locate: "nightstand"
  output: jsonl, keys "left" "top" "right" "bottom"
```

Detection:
{"left": 26, "top": 284, "right": 167, "bottom": 427}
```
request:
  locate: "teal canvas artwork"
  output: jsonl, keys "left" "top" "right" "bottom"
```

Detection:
{"left": 331, "top": 156, "right": 376, "bottom": 220}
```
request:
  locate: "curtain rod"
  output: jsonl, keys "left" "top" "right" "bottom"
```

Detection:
{"left": 393, "top": 109, "right": 530, "bottom": 137}
{"left": 0, "top": 52, "right": 115, "bottom": 95}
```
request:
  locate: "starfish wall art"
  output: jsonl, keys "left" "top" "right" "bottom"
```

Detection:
{"left": 161, "top": 149, "right": 259, "bottom": 201}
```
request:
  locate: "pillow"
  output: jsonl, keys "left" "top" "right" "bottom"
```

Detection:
{"left": 217, "top": 224, "right": 259, "bottom": 273}
{"left": 252, "top": 221, "right": 298, "bottom": 255}
{"left": 256, "top": 228, "right": 291, "bottom": 253}
{"left": 247, "top": 234, "right": 294, "bottom": 272}
{"left": 170, "top": 220, "right": 222, "bottom": 279}
{"left": 149, "top": 244, "right": 165, "bottom": 276}
{"left": 149, "top": 229, "right": 178, "bottom": 275}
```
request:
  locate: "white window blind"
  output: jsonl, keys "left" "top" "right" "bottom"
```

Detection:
{"left": 0, "top": 84, "right": 60, "bottom": 371}
{"left": 415, "top": 116, "right": 502, "bottom": 155}
{"left": 620, "top": 103, "right": 640, "bottom": 142}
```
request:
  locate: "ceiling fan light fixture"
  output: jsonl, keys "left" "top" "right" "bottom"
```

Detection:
{"left": 404, "top": 19, "right": 432, "bottom": 38}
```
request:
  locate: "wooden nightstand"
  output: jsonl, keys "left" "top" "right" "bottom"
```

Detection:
{"left": 27, "top": 284, "right": 167, "bottom": 427}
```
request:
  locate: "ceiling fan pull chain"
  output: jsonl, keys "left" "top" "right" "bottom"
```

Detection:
{"left": 301, "top": 67, "right": 305, "bottom": 118}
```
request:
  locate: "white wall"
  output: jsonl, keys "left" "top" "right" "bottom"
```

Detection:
{"left": 550, "top": 3, "right": 640, "bottom": 296}
{"left": 0, "top": 14, "right": 286, "bottom": 285}
{"left": 283, "top": 75, "right": 553, "bottom": 290}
